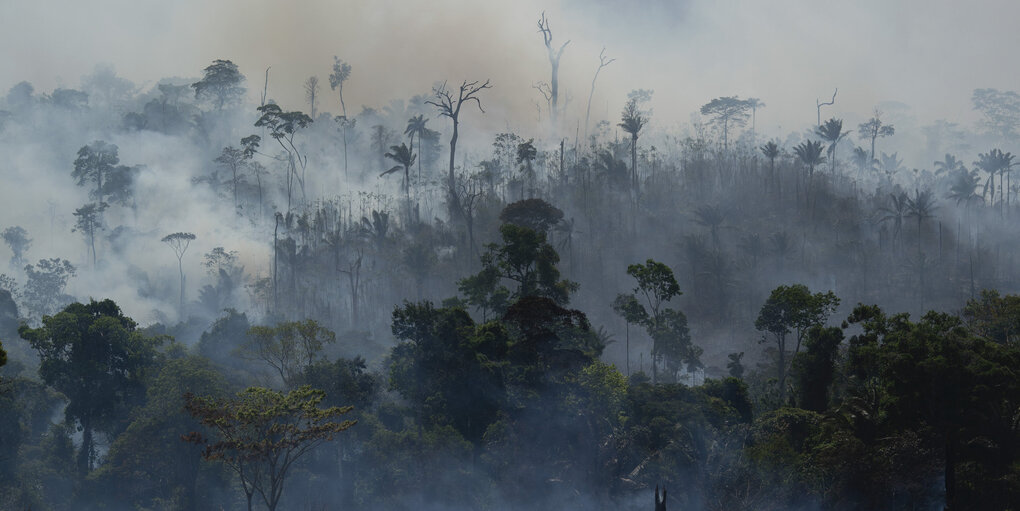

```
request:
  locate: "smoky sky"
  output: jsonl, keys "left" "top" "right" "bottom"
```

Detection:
{"left": 3, "top": 0, "right": 1019, "bottom": 137}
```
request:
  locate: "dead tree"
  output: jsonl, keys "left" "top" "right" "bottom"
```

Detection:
{"left": 584, "top": 47, "right": 615, "bottom": 142}
{"left": 816, "top": 88, "right": 837, "bottom": 126}
{"left": 425, "top": 79, "right": 491, "bottom": 221}
{"left": 538, "top": 12, "right": 569, "bottom": 126}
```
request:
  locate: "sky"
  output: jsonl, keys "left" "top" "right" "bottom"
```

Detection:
{"left": 2, "top": 0, "right": 1019, "bottom": 140}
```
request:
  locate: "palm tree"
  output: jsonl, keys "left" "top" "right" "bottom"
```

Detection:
{"left": 934, "top": 153, "right": 966, "bottom": 176}
{"left": 794, "top": 140, "right": 825, "bottom": 207}
{"left": 382, "top": 143, "right": 416, "bottom": 207}
{"left": 879, "top": 152, "right": 905, "bottom": 177}
{"left": 816, "top": 118, "right": 849, "bottom": 174}
{"left": 404, "top": 115, "right": 428, "bottom": 182}
{"left": 876, "top": 192, "right": 908, "bottom": 249}
{"left": 974, "top": 149, "right": 1014, "bottom": 215}
{"left": 760, "top": 140, "right": 780, "bottom": 191}
{"left": 746, "top": 97, "right": 765, "bottom": 140}
{"left": 851, "top": 146, "right": 873, "bottom": 182}
{"left": 619, "top": 98, "right": 648, "bottom": 196}
{"left": 906, "top": 188, "right": 937, "bottom": 255}
{"left": 946, "top": 168, "right": 980, "bottom": 206}
{"left": 694, "top": 204, "right": 726, "bottom": 248}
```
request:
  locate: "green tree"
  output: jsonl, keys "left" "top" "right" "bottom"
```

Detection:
{"left": 184, "top": 385, "right": 355, "bottom": 511}
{"left": 18, "top": 299, "right": 164, "bottom": 475}
{"left": 459, "top": 223, "right": 577, "bottom": 315}
{"left": 498, "top": 198, "right": 564, "bottom": 234}
{"left": 790, "top": 325, "right": 843, "bottom": 411}
{"left": 755, "top": 284, "right": 839, "bottom": 402}
{"left": 240, "top": 319, "right": 336, "bottom": 388}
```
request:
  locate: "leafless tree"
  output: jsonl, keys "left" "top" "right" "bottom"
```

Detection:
{"left": 425, "top": 79, "right": 492, "bottom": 221}
{"left": 537, "top": 12, "right": 569, "bottom": 127}
{"left": 584, "top": 47, "right": 615, "bottom": 142}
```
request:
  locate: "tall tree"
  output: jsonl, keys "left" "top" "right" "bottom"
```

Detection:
{"left": 760, "top": 140, "right": 780, "bottom": 192}
{"left": 746, "top": 97, "right": 765, "bottom": 140}
{"left": 754, "top": 284, "right": 839, "bottom": 401}
{"left": 241, "top": 320, "right": 337, "bottom": 389}
{"left": 254, "top": 104, "right": 313, "bottom": 211}
{"left": 537, "top": 11, "right": 569, "bottom": 126}
{"left": 329, "top": 57, "right": 353, "bottom": 177}
{"left": 700, "top": 96, "right": 750, "bottom": 151}
{"left": 381, "top": 142, "right": 417, "bottom": 209}
{"left": 425, "top": 79, "right": 492, "bottom": 220}
{"left": 72, "top": 140, "right": 120, "bottom": 202}
{"left": 876, "top": 192, "right": 909, "bottom": 249}
{"left": 857, "top": 110, "right": 895, "bottom": 162}
{"left": 516, "top": 138, "right": 538, "bottom": 198}
{"left": 191, "top": 59, "right": 246, "bottom": 110}
{"left": 815, "top": 117, "right": 850, "bottom": 174}
{"left": 906, "top": 188, "right": 937, "bottom": 255}
{"left": 303, "top": 76, "right": 319, "bottom": 118}
{"left": 184, "top": 386, "right": 355, "bottom": 511}
{"left": 162, "top": 232, "right": 196, "bottom": 316}
{"left": 584, "top": 47, "right": 615, "bottom": 141}
{"left": 619, "top": 97, "right": 648, "bottom": 196}
{"left": 72, "top": 202, "right": 108, "bottom": 267}
{"left": 404, "top": 114, "right": 428, "bottom": 182}
{"left": 19, "top": 299, "right": 163, "bottom": 476}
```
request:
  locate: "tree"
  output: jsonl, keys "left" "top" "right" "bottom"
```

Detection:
{"left": 516, "top": 138, "right": 538, "bottom": 198}
{"left": 329, "top": 57, "right": 353, "bottom": 177}
{"left": 612, "top": 293, "right": 645, "bottom": 376}
{"left": 191, "top": 59, "right": 245, "bottom": 110}
{"left": 72, "top": 140, "right": 119, "bottom": 202}
{"left": 760, "top": 140, "right": 780, "bottom": 191}
{"left": 459, "top": 223, "right": 577, "bottom": 317}
{"left": 971, "top": 88, "right": 1020, "bottom": 140}
{"left": 72, "top": 202, "right": 108, "bottom": 267}
{"left": 215, "top": 146, "right": 249, "bottom": 211}
{"left": 617, "top": 259, "right": 699, "bottom": 383}
{"left": 241, "top": 320, "right": 337, "bottom": 389}
{"left": 303, "top": 76, "right": 319, "bottom": 118}
{"left": 1, "top": 226, "right": 30, "bottom": 267}
{"left": 404, "top": 114, "right": 429, "bottom": 182}
{"left": 426, "top": 79, "right": 492, "bottom": 220}
{"left": 584, "top": 47, "right": 615, "bottom": 141}
{"left": 19, "top": 299, "right": 163, "bottom": 475}
{"left": 793, "top": 140, "right": 826, "bottom": 180}
{"left": 22, "top": 258, "right": 75, "bottom": 320}
{"left": 184, "top": 386, "right": 355, "bottom": 511}
{"left": 162, "top": 232, "right": 196, "bottom": 316}
{"left": 619, "top": 97, "right": 648, "bottom": 195}
{"left": 815, "top": 88, "right": 837, "bottom": 126}
{"left": 905, "top": 188, "right": 936, "bottom": 255}
{"left": 974, "top": 149, "right": 1014, "bottom": 213}
{"left": 755, "top": 284, "right": 839, "bottom": 401}
{"left": 747, "top": 97, "right": 765, "bottom": 139}
{"left": 815, "top": 117, "right": 850, "bottom": 174}
{"left": 254, "top": 104, "right": 313, "bottom": 211}
{"left": 857, "top": 110, "right": 895, "bottom": 162}
{"left": 700, "top": 96, "right": 750, "bottom": 151}
{"left": 876, "top": 191, "right": 909, "bottom": 248}
{"left": 537, "top": 11, "right": 569, "bottom": 126}
{"left": 790, "top": 325, "right": 843, "bottom": 411}
{"left": 498, "top": 198, "right": 564, "bottom": 234}
{"left": 381, "top": 142, "right": 416, "bottom": 207}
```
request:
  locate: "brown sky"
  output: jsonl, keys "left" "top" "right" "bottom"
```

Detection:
{"left": 2, "top": 0, "right": 1019, "bottom": 135}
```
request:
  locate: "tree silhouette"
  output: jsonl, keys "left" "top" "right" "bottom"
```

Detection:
{"left": 760, "top": 140, "right": 780, "bottom": 192}
{"left": 254, "top": 104, "right": 313, "bottom": 212}
{"left": 381, "top": 142, "right": 416, "bottom": 208}
{"left": 815, "top": 117, "right": 850, "bottom": 174}
{"left": 426, "top": 79, "right": 492, "bottom": 221}
{"left": 619, "top": 97, "right": 648, "bottom": 196}
{"left": 162, "top": 232, "right": 196, "bottom": 316}
{"left": 191, "top": 59, "right": 245, "bottom": 111}
{"left": 876, "top": 192, "right": 908, "bottom": 249}
{"left": 906, "top": 188, "right": 937, "bottom": 255}
{"left": 537, "top": 12, "right": 569, "bottom": 126}
{"left": 857, "top": 110, "right": 895, "bottom": 162}
{"left": 329, "top": 57, "right": 353, "bottom": 177}
{"left": 700, "top": 96, "right": 750, "bottom": 151}
{"left": 404, "top": 114, "right": 428, "bottom": 182}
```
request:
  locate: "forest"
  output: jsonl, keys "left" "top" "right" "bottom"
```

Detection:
{"left": 1, "top": 3, "right": 1019, "bottom": 510}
